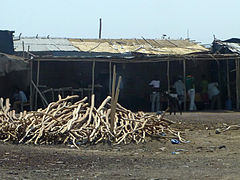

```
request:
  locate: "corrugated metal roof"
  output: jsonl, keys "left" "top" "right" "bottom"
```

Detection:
{"left": 14, "top": 38, "right": 79, "bottom": 52}
{"left": 221, "top": 42, "right": 240, "bottom": 54}
{"left": 13, "top": 37, "right": 208, "bottom": 57}
{"left": 213, "top": 39, "right": 240, "bottom": 54}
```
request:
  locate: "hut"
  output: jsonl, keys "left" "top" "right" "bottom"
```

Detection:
{"left": 13, "top": 37, "right": 240, "bottom": 111}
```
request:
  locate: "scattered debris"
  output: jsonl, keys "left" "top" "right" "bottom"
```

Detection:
{"left": 0, "top": 95, "right": 187, "bottom": 148}
{"left": 171, "top": 139, "right": 180, "bottom": 144}
{"left": 171, "top": 151, "right": 180, "bottom": 155}
{"left": 216, "top": 123, "right": 240, "bottom": 134}
{"left": 218, "top": 145, "right": 226, "bottom": 149}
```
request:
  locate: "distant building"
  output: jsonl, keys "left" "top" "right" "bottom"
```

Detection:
{"left": 0, "top": 30, "right": 14, "bottom": 54}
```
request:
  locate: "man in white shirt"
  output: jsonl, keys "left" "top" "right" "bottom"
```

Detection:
{"left": 208, "top": 82, "right": 221, "bottom": 109}
{"left": 149, "top": 77, "right": 160, "bottom": 112}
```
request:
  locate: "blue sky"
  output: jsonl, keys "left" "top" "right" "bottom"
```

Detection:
{"left": 1, "top": 0, "right": 240, "bottom": 44}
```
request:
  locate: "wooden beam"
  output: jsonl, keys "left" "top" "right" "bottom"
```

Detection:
{"left": 34, "top": 59, "right": 40, "bottom": 110}
{"left": 226, "top": 60, "right": 231, "bottom": 100}
{"left": 99, "top": 18, "right": 102, "bottom": 39}
{"left": 236, "top": 58, "right": 240, "bottom": 110}
{"left": 183, "top": 59, "right": 187, "bottom": 111}
{"left": 110, "top": 76, "right": 121, "bottom": 134}
{"left": 110, "top": 65, "right": 116, "bottom": 132}
{"left": 31, "top": 80, "right": 48, "bottom": 107}
{"left": 22, "top": 41, "right": 25, "bottom": 58}
{"left": 91, "top": 61, "right": 96, "bottom": 95}
{"left": 29, "top": 57, "right": 33, "bottom": 111}
{"left": 109, "top": 61, "right": 112, "bottom": 95}
{"left": 167, "top": 60, "right": 170, "bottom": 93}
{"left": 167, "top": 60, "right": 170, "bottom": 108}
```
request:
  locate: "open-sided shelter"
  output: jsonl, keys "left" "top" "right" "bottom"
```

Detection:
{"left": 14, "top": 37, "right": 240, "bottom": 111}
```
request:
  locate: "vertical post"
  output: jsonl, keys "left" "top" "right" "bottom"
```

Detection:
{"left": 167, "top": 60, "right": 170, "bottom": 107}
{"left": 111, "top": 76, "right": 121, "bottom": 133}
{"left": 217, "top": 61, "right": 221, "bottom": 84}
{"left": 226, "top": 59, "right": 231, "bottom": 100}
{"left": 27, "top": 46, "right": 30, "bottom": 59}
{"left": 236, "top": 58, "right": 240, "bottom": 110}
{"left": 22, "top": 41, "right": 25, "bottom": 58}
{"left": 111, "top": 65, "right": 116, "bottom": 99}
{"left": 167, "top": 60, "right": 170, "bottom": 93}
{"left": 183, "top": 59, "right": 187, "bottom": 111}
{"left": 29, "top": 57, "right": 33, "bottom": 111}
{"left": 34, "top": 59, "right": 40, "bottom": 110}
{"left": 110, "top": 65, "right": 117, "bottom": 133}
{"left": 99, "top": 18, "right": 102, "bottom": 39}
{"left": 109, "top": 61, "right": 112, "bottom": 95}
{"left": 91, "top": 61, "right": 96, "bottom": 95}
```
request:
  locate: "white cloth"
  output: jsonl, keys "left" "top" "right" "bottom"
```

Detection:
{"left": 169, "top": 93, "right": 178, "bottom": 99}
{"left": 174, "top": 80, "right": 184, "bottom": 96}
{"left": 208, "top": 82, "right": 220, "bottom": 100}
{"left": 188, "top": 88, "right": 197, "bottom": 111}
{"left": 149, "top": 80, "right": 160, "bottom": 88}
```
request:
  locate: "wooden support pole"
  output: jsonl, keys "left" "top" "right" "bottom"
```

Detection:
{"left": 99, "top": 18, "right": 102, "bottom": 39}
{"left": 109, "top": 61, "right": 112, "bottom": 95}
{"left": 236, "top": 58, "right": 240, "bottom": 110}
{"left": 29, "top": 57, "right": 33, "bottom": 111}
{"left": 111, "top": 65, "right": 116, "bottom": 99}
{"left": 22, "top": 41, "right": 25, "bottom": 58}
{"left": 226, "top": 59, "right": 231, "bottom": 100}
{"left": 34, "top": 59, "right": 40, "bottom": 110}
{"left": 183, "top": 59, "right": 187, "bottom": 111}
{"left": 167, "top": 60, "right": 170, "bottom": 93}
{"left": 31, "top": 80, "right": 48, "bottom": 107}
{"left": 91, "top": 61, "right": 96, "bottom": 95}
{"left": 110, "top": 76, "right": 121, "bottom": 133}
{"left": 110, "top": 65, "right": 116, "bottom": 132}
{"left": 167, "top": 60, "right": 170, "bottom": 107}
{"left": 27, "top": 45, "right": 30, "bottom": 59}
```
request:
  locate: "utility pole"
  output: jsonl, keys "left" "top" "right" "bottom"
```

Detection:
{"left": 99, "top": 18, "right": 102, "bottom": 39}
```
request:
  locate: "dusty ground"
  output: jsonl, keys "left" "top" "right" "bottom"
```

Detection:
{"left": 0, "top": 112, "right": 240, "bottom": 180}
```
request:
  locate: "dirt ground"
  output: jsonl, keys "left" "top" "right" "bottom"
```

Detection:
{"left": 0, "top": 112, "right": 240, "bottom": 180}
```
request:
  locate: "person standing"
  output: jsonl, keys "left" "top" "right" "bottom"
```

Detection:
{"left": 200, "top": 74, "right": 209, "bottom": 109}
{"left": 173, "top": 75, "right": 185, "bottom": 109}
{"left": 149, "top": 76, "right": 160, "bottom": 112}
{"left": 208, "top": 81, "right": 221, "bottom": 109}
{"left": 186, "top": 75, "right": 197, "bottom": 111}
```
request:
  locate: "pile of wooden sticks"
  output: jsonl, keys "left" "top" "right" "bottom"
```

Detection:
{"left": 0, "top": 95, "right": 186, "bottom": 148}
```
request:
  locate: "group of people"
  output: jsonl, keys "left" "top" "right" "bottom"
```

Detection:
{"left": 149, "top": 74, "right": 221, "bottom": 112}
